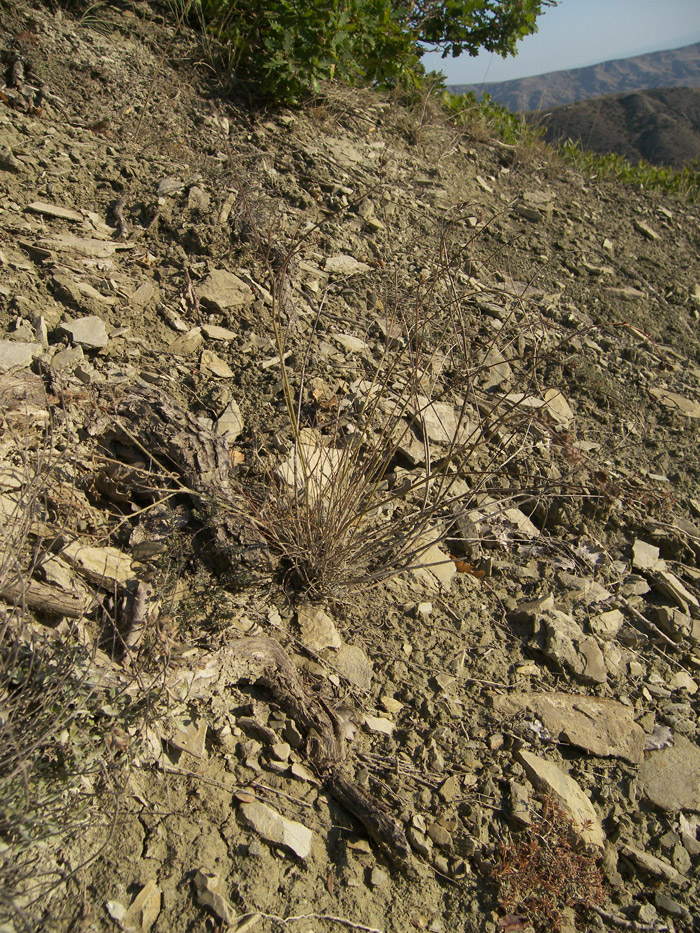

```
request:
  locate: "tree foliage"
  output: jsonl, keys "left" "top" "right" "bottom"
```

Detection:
{"left": 191, "top": 0, "right": 556, "bottom": 104}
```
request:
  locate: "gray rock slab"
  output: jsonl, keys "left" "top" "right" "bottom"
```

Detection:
{"left": 297, "top": 603, "right": 342, "bottom": 651}
{"left": 323, "top": 254, "right": 371, "bottom": 275}
{"left": 333, "top": 644, "right": 373, "bottom": 691}
{"left": 0, "top": 340, "right": 42, "bottom": 371}
{"left": 214, "top": 399, "right": 243, "bottom": 445}
{"left": 195, "top": 270, "right": 253, "bottom": 312}
{"left": 632, "top": 538, "right": 664, "bottom": 571}
{"left": 542, "top": 610, "right": 607, "bottom": 684}
{"left": 60, "top": 315, "right": 109, "bottom": 348}
{"left": 516, "top": 749, "right": 605, "bottom": 848}
{"left": 621, "top": 845, "right": 682, "bottom": 885}
{"left": 494, "top": 692, "right": 644, "bottom": 764}
{"left": 638, "top": 733, "right": 700, "bottom": 812}
{"left": 238, "top": 799, "right": 313, "bottom": 859}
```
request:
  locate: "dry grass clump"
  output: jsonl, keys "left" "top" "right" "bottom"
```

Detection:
{"left": 233, "top": 191, "right": 577, "bottom": 598}
{"left": 491, "top": 796, "right": 605, "bottom": 932}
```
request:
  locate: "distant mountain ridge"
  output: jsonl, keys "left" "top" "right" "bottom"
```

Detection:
{"left": 525, "top": 86, "right": 700, "bottom": 168}
{"left": 449, "top": 42, "right": 700, "bottom": 113}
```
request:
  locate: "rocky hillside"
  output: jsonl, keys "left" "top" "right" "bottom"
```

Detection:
{"left": 450, "top": 42, "right": 700, "bottom": 112}
{"left": 525, "top": 87, "right": 700, "bottom": 168}
{"left": 2, "top": 3, "right": 700, "bottom": 933}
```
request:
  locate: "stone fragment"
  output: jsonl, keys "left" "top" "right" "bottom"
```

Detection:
{"left": 194, "top": 870, "right": 237, "bottom": 925}
{"left": 652, "top": 570, "right": 699, "bottom": 611}
{"left": 543, "top": 388, "right": 574, "bottom": 427}
{"left": 633, "top": 219, "right": 660, "bottom": 241}
{"left": 323, "top": 255, "right": 371, "bottom": 275}
{"left": 363, "top": 714, "right": 395, "bottom": 736}
{"left": 238, "top": 800, "right": 313, "bottom": 859}
{"left": 639, "top": 734, "right": 700, "bottom": 811}
{"left": 200, "top": 350, "right": 234, "bottom": 378}
{"left": 131, "top": 281, "right": 157, "bottom": 306}
{"left": 606, "top": 286, "right": 645, "bottom": 301}
{"left": 0, "top": 340, "right": 42, "bottom": 371}
{"left": 60, "top": 315, "right": 109, "bottom": 348}
{"left": 195, "top": 270, "right": 254, "bottom": 312}
{"left": 632, "top": 539, "right": 663, "bottom": 571}
{"left": 494, "top": 693, "right": 644, "bottom": 763}
{"left": 51, "top": 344, "right": 84, "bottom": 372}
{"left": 169, "top": 327, "right": 203, "bottom": 356}
{"left": 668, "top": 671, "right": 698, "bottom": 694}
{"left": 333, "top": 644, "right": 373, "bottom": 691}
{"left": 516, "top": 750, "right": 604, "bottom": 848}
{"left": 168, "top": 719, "right": 208, "bottom": 758}
{"left": 541, "top": 610, "right": 607, "bottom": 684}
{"left": 649, "top": 388, "right": 700, "bottom": 419}
{"left": 215, "top": 399, "right": 243, "bottom": 445}
{"left": 123, "top": 879, "right": 161, "bottom": 933}
{"left": 60, "top": 541, "right": 136, "bottom": 588}
{"left": 589, "top": 609, "right": 624, "bottom": 638}
{"left": 297, "top": 603, "right": 342, "bottom": 651}
{"left": 26, "top": 200, "right": 83, "bottom": 222}
{"left": 620, "top": 845, "right": 682, "bottom": 885}
{"left": 202, "top": 323, "right": 237, "bottom": 341}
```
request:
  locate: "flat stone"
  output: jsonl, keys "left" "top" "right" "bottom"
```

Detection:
{"left": 650, "top": 388, "right": 700, "bottom": 419}
{"left": 494, "top": 692, "right": 644, "bottom": 764}
{"left": 542, "top": 610, "right": 607, "bottom": 684}
{"left": 323, "top": 254, "right": 371, "bottom": 275}
{"left": 169, "top": 719, "right": 208, "bottom": 758}
{"left": 332, "top": 332, "right": 369, "bottom": 354}
{"left": 411, "top": 395, "right": 466, "bottom": 446}
{"left": 277, "top": 441, "right": 344, "bottom": 504}
{"left": 633, "top": 219, "right": 660, "bottom": 241}
{"left": 200, "top": 350, "right": 234, "bottom": 378}
{"left": 621, "top": 845, "right": 682, "bottom": 885}
{"left": 632, "top": 538, "right": 663, "bottom": 571}
{"left": 169, "top": 327, "right": 203, "bottom": 356}
{"left": 60, "top": 315, "right": 109, "bottom": 348}
{"left": 215, "top": 400, "right": 243, "bottom": 445}
{"left": 589, "top": 609, "right": 624, "bottom": 638}
{"left": 60, "top": 541, "right": 136, "bottom": 588}
{"left": 652, "top": 570, "right": 699, "bottom": 610}
{"left": 639, "top": 733, "right": 700, "bottom": 811}
{"left": 668, "top": 671, "right": 698, "bottom": 694}
{"left": 363, "top": 714, "right": 395, "bottom": 736}
{"left": 194, "top": 871, "right": 237, "bottom": 925}
{"left": 516, "top": 750, "right": 605, "bottom": 848}
{"left": 543, "top": 388, "right": 574, "bottom": 427}
{"left": 238, "top": 800, "right": 313, "bottom": 859}
{"left": 26, "top": 200, "right": 83, "bottom": 222}
{"left": 333, "top": 644, "right": 373, "bottom": 691}
{"left": 297, "top": 603, "right": 342, "bottom": 651}
{"left": 195, "top": 270, "right": 254, "bottom": 312}
{"left": 201, "top": 324, "right": 236, "bottom": 343}
{"left": 0, "top": 340, "right": 42, "bottom": 371}
{"left": 131, "top": 281, "right": 158, "bottom": 306}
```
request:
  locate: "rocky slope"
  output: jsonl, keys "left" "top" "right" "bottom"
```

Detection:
{"left": 449, "top": 42, "right": 700, "bottom": 112}
{"left": 1, "top": 3, "right": 700, "bottom": 933}
{"left": 525, "top": 87, "right": 700, "bottom": 168}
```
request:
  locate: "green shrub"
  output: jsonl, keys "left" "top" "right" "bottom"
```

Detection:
{"left": 186, "top": 0, "right": 554, "bottom": 105}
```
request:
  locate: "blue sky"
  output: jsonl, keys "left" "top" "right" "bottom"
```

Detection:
{"left": 421, "top": 0, "right": 700, "bottom": 86}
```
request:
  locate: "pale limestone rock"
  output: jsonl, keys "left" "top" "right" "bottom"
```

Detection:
{"left": 494, "top": 692, "right": 644, "bottom": 763}
{"left": 297, "top": 603, "right": 342, "bottom": 651}
{"left": 238, "top": 800, "right": 313, "bottom": 859}
{"left": 516, "top": 750, "right": 604, "bottom": 848}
